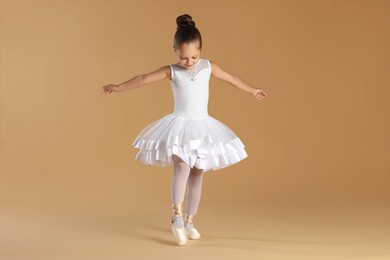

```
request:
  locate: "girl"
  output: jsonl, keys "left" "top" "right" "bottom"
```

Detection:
{"left": 102, "top": 14, "right": 267, "bottom": 246}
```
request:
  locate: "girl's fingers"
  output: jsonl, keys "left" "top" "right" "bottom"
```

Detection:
{"left": 256, "top": 94, "right": 264, "bottom": 100}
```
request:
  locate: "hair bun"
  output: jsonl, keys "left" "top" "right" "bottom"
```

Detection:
{"left": 176, "top": 14, "right": 195, "bottom": 30}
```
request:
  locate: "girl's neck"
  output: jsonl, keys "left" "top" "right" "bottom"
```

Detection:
{"left": 176, "top": 59, "right": 201, "bottom": 69}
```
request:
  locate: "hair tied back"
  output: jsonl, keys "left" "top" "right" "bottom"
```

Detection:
{"left": 176, "top": 14, "right": 196, "bottom": 31}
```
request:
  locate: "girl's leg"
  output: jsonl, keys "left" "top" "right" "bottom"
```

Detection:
{"left": 185, "top": 166, "right": 204, "bottom": 226}
{"left": 171, "top": 155, "right": 190, "bottom": 228}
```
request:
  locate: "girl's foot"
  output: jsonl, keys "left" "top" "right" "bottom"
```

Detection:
{"left": 170, "top": 202, "right": 188, "bottom": 246}
{"left": 184, "top": 213, "right": 201, "bottom": 239}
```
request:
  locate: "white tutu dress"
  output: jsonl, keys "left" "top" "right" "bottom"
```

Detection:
{"left": 132, "top": 58, "right": 248, "bottom": 172}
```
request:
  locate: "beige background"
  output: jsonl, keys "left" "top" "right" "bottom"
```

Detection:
{"left": 1, "top": 0, "right": 389, "bottom": 259}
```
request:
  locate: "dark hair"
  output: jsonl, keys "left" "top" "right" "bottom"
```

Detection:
{"left": 173, "top": 14, "right": 202, "bottom": 50}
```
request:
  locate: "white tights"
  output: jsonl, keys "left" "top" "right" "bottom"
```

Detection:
{"left": 171, "top": 154, "right": 204, "bottom": 227}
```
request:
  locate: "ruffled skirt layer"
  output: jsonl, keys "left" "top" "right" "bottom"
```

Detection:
{"left": 132, "top": 113, "right": 248, "bottom": 172}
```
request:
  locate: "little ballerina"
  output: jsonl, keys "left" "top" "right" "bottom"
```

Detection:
{"left": 102, "top": 13, "right": 267, "bottom": 246}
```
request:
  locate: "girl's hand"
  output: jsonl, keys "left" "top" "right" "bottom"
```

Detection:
{"left": 102, "top": 84, "right": 119, "bottom": 94}
{"left": 253, "top": 88, "right": 267, "bottom": 101}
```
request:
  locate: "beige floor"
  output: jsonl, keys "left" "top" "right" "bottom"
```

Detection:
{"left": 1, "top": 179, "right": 389, "bottom": 260}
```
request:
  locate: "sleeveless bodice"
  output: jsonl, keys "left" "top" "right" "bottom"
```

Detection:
{"left": 169, "top": 58, "right": 211, "bottom": 119}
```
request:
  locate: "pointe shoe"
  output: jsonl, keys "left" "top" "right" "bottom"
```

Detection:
{"left": 184, "top": 213, "right": 201, "bottom": 239}
{"left": 170, "top": 202, "right": 188, "bottom": 246}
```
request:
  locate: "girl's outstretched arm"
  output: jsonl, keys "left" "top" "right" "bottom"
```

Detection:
{"left": 209, "top": 60, "right": 267, "bottom": 100}
{"left": 102, "top": 65, "right": 170, "bottom": 94}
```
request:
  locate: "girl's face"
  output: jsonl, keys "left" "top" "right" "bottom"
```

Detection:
{"left": 173, "top": 42, "right": 201, "bottom": 68}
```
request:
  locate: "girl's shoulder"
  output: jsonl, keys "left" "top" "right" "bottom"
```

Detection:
{"left": 202, "top": 58, "right": 212, "bottom": 71}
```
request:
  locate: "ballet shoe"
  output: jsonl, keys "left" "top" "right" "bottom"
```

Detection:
{"left": 184, "top": 213, "right": 201, "bottom": 240}
{"left": 170, "top": 202, "right": 188, "bottom": 246}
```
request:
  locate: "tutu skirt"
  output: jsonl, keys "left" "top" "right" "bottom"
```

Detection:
{"left": 132, "top": 113, "right": 248, "bottom": 172}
